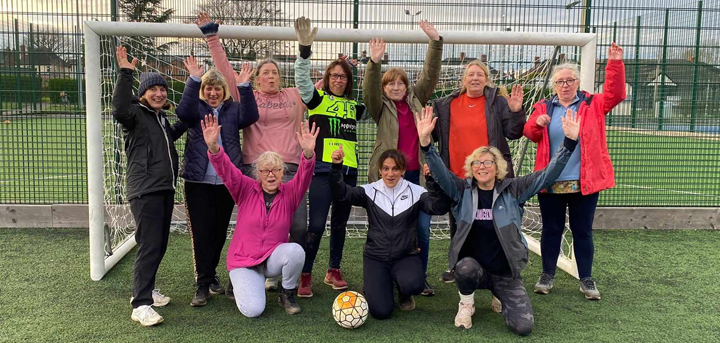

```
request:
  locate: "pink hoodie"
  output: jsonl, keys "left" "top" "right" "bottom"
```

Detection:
{"left": 206, "top": 35, "right": 306, "bottom": 165}
{"left": 207, "top": 147, "right": 315, "bottom": 270}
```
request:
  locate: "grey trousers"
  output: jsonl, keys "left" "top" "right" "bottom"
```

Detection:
{"left": 228, "top": 243, "right": 305, "bottom": 318}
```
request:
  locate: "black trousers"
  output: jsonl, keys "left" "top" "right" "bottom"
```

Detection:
{"left": 303, "top": 172, "right": 356, "bottom": 273}
{"left": 130, "top": 190, "right": 174, "bottom": 308}
{"left": 184, "top": 182, "right": 235, "bottom": 287}
{"left": 454, "top": 257, "right": 534, "bottom": 336}
{"left": 363, "top": 255, "right": 425, "bottom": 320}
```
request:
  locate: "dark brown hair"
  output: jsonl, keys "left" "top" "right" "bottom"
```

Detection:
{"left": 323, "top": 59, "right": 354, "bottom": 99}
{"left": 377, "top": 149, "right": 407, "bottom": 175}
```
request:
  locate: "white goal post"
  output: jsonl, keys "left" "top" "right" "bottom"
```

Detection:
{"left": 85, "top": 21, "right": 596, "bottom": 281}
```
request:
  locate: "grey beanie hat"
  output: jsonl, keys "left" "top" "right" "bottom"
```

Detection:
{"left": 138, "top": 72, "right": 169, "bottom": 97}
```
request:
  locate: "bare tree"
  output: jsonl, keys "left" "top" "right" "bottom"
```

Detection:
{"left": 118, "top": 0, "right": 177, "bottom": 67}
{"left": 196, "top": 0, "right": 283, "bottom": 59}
{"left": 25, "top": 25, "right": 70, "bottom": 54}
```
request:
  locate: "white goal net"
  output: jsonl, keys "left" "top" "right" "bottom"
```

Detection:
{"left": 85, "top": 21, "right": 596, "bottom": 280}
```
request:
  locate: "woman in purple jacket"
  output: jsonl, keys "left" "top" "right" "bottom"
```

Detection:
{"left": 202, "top": 114, "right": 318, "bottom": 317}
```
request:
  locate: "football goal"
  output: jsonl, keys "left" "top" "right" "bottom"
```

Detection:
{"left": 84, "top": 20, "right": 596, "bottom": 280}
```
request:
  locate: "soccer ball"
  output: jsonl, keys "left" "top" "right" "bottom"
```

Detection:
{"left": 332, "top": 291, "right": 369, "bottom": 329}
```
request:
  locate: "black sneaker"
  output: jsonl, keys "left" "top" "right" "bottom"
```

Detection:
{"left": 278, "top": 287, "right": 301, "bottom": 315}
{"left": 579, "top": 277, "right": 601, "bottom": 300}
{"left": 440, "top": 269, "right": 455, "bottom": 283}
{"left": 209, "top": 276, "right": 225, "bottom": 295}
{"left": 421, "top": 279, "right": 435, "bottom": 296}
{"left": 226, "top": 280, "right": 235, "bottom": 300}
{"left": 398, "top": 293, "right": 416, "bottom": 311}
{"left": 534, "top": 273, "right": 554, "bottom": 295}
{"left": 191, "top": 286, "right": 210, "bottom": 307}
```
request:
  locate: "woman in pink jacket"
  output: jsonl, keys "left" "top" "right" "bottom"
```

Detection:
{"left": 203, "top": 114, "right": 318, "bottom": 317}
{"left": 523, "top": 43, "right": 626, "bottom": 300}
{"left": 196, "top": 13, "right": 308, "bottom": 293}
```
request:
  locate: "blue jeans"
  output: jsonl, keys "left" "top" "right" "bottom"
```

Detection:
{"left": 404, "top": 170, "right": 431, "bottom": 275}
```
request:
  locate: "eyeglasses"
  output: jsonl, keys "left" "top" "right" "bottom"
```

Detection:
{"left": 329, "top": 73, "right": 348, "bottom": 81}
{"left": 555, "top": 79, "right": 577, "bottom": 87}
{"left": 258, "top": 168, "right": 283, "bottom": 176}
{"left": 471, "top": 160, "right": 496, "bottom": 168}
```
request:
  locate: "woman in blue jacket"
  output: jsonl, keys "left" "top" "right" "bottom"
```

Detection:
{"left": 416, "top": 106, "right": 580, "bottom": 335}
{"left": 176, "top": 55, "right": 259, "bottom": 307}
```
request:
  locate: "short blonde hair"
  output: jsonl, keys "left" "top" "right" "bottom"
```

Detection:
{"left": 460, "top": 60, "right": 495, "bottom": 94}
{"left": 253, "top": 151, "right": 286, "bottom": 177}
{"left": 550, "top": 63, "right": 581, "bottom": 94}
{"left": 381, "top": 67, "right": 409, "bottom": 89}
{"left": 463, "top": 146, "right": 508, "bottom": 181}
{"left": 199, "top": 68, "right": 231, "bottom": 102}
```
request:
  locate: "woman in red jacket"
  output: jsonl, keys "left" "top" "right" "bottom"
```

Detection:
{"left": 523, "top": 43, "right": 626, "bottom": 300}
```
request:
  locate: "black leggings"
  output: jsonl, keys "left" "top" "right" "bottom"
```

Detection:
{"left": 454, "top": 257, "right": 534, "bottom": 336}
{"left": 363, "top": 255, "right": 425, "bottom": 320}
{"left": 184, "top": 182, "right": 235, "bottom": 287}
{"left": 303, "top": 172, "right": 356, "bottom": 274}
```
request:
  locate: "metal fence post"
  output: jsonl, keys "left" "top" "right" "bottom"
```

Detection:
{"left": 28, "top": 23, "right": 36, "bottom": 112}
{"left": 14, "top": 18, "right": 22, "bottom": 113}
{"left": 690, "top": 1, "right": 703, "bottom": 132}
{"left": 631, "top": 16, "right": 641, "bottom": 129}
{"left": 658, "top": 8, "right": 670, "bottom": 131}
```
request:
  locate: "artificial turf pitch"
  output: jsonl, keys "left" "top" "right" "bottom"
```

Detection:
{"left": 1, "top": 228, "right": 718, "bottom": 342}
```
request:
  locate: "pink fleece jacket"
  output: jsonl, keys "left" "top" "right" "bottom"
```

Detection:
{"left": 207, "top": 147, "right": 315, "bottom": 270}
{"left": 206, "top": 35, "right": 306, "bottom": 165}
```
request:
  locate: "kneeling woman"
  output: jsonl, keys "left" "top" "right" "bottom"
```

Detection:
{"left": 329, "top": 146, "right": 450, "bottom": 320}
{"left": 416, "top": 106, "right": 580, "bottom": 335}
{"left": 202, "top": 115, "right": 318, "bottom": 317}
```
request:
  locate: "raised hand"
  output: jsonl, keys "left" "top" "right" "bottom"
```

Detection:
{"left": 561, "top": 108, "right": 581, "bottom": 141}
{"left": 295, "top": 121, "right": 319, "bottom": 159}
{"left": 201, "top": 114, "right": 221, "bottom": 153}
{"left": 116, "top": 46, "right": 138, "bottom": 70}
{"left": 508, "top": 84, "right": 524, "bottom": 112}
{"left": 183, "top": 55, "right": 204, "bottom": 79}
{"left": 419, "top": 20, "right": 440, "bottom": 41}
{"left": 415, "top": 105, "right": 437, "bottom": 147}
{"left": 195, "top": 11, "right": 220, "bottom": 36}
{"left": 369, "top": 38, "right": 386, "bottom": 64}
{"left": 422, "top": 163, "right": 431, "bottom": 177}
{"left": 536, "top": 114, "right": 551, "bottom": 128}
{"left": 234, "top": 63, "right": 253, "bottom": 84}
{"left": 331, "top": 144, "right": 345, "bottom": 164}
{"left": 608, "top": 42, "right": 624, "bottom": 61}
{"left": 294, "top": 16, "right": 318, "bottom": 46}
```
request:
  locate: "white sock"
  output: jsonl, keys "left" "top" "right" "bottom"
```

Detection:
{"left": 459, "top": 291, "right": 475, "bottom": 305}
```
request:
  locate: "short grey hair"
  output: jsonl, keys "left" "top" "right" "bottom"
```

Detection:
{"left": 550, "top": 63, "right": 581, "bottom": 93}
{"left": 253, "top": 151, "right": 286, "bottom": 177}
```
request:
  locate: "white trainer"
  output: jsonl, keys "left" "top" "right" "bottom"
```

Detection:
{"left": 454, "top": 302, "right": 475, "bottom": 329}
{"left": 491, "top": 296, "right": 502, "bottom": 313}
{"left": 131, "top": 305, "right": 163, "bottom": 327}
{"left": 130, "top": 289, "right": 171, "bottom": 307}
{"left": 265, "top": 277, "right": 280, "bottom": 291}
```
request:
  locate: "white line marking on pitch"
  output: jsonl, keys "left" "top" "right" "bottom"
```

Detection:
{"left": 615, "top": 183, "right": 720, "bottom": 198}
{"left": 0, "top": 174, "right": 83, "bottom": 184}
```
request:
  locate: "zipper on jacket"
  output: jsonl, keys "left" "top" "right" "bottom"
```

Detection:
{"left": 154, "top": 114, "right": 176, "bottom": 190}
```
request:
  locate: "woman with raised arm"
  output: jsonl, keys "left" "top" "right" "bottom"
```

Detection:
{"left": 417, "top": 105, "right": 580, "bottom": 335}
{"left": 196, "top": 12, "right": 309, "bottom": 293}
{"left": 175, "top": 50, "right": 259, "bottom": 307}
{"left": 293, "top": 16, "right": 366, "bottom": 297}
{"left": 431, "top": 59, "right": 526, "bottom": 283}
{"left": 523, "top": 43, "right": 626, "bottom": 300}
{"left": 113, "top": 46, "right": 187, "bottom": 327}
{"left": 203, "top": 115, "right": 318, "bottom": 317}
{"left": 362, "top": 20, "right": 443, "bottom": 296}
{"left": 329, "top": 145, "right": 450, "bottom": 319}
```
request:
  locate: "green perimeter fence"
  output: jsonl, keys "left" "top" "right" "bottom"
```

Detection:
{"left": 1, "top": 0, "right": 719, "bottom": 207}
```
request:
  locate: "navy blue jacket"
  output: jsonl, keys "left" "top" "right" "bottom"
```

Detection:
{"left": 176, "top": 77, "right": 259, "bottom": 181}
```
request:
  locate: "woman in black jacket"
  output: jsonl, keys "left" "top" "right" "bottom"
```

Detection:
{"left": 113, "top": 46, "right": 187, "bottom": 327}
{"left": 329, "top": 145, "right": 450, "bottom": 320}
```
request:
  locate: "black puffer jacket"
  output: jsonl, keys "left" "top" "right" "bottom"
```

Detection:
{"left": 176, "top": 77, "right": 258, "bottom": 181}
{"left": 432, "top": 87, "right": 526, "bottom": 178}
{"left": 112, "top": 68, "right": 187, "bottom": 200}
{"left": 329, "top": 163, "right": 451, "bottom": 261}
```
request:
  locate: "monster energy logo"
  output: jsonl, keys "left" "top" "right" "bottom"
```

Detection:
{"left": 328, "top": 117, "right": 341, "bottom": 136}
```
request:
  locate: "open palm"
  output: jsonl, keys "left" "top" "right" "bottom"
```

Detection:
{"left": 201, "top": 114, "right": 221, "bottom": 153}
{"left": 296, "top": 121, "right": 319, "bottom": 158}
{"left": 369, "top": 38, "right": 386, "bottom": 64}
{"left": 415, "top": 106, "right": 437, "bottom": 147}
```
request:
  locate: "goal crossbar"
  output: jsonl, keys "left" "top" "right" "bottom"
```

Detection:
{"left": 85, "top": 21, "right": 593, "bottom": 280}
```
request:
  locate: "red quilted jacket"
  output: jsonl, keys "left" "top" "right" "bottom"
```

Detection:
{"left": 523, "top": 59, "right": 626, "bottom": 195}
